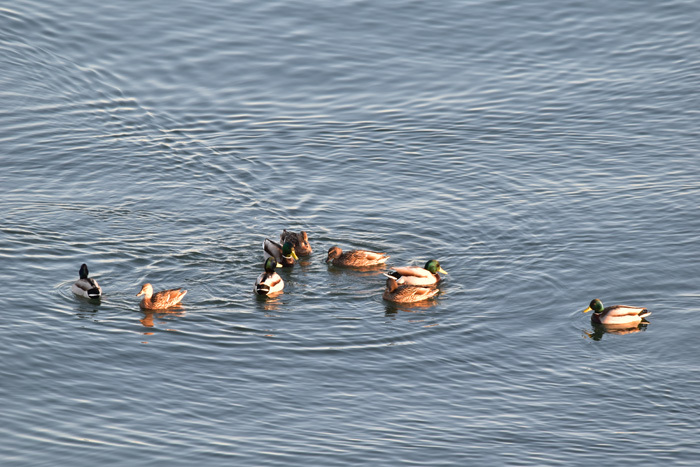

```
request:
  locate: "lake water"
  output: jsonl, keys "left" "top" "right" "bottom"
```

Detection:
{"left": 2, "top": 0, "right": 699, "bottom": 465}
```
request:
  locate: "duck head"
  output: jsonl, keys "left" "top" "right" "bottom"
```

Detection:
{"left": 264, "top": 257, "right": 281, "bottom": 272}
{"left": 282, "top": 242, "right": 299, "bottom": 260}
{"left": 424, "top": 259, "right": 447, "bottom": 275}
{"left": 325, "top": 246, "right": 342, "bottom": 263}
{"left": 583, "top": 298, "right": 604, "bottom": 314}
{"left": 136, "top": 283, "right": 154, "bottom": 297}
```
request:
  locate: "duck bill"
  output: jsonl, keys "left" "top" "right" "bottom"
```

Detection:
{"left": 136, "top": 291, "right": 143, "bottom": 297}
{"left": 582, "top": 306, "right": 592, "bottom": 313}
{"left": 291, "top": 250, "right": 299, "bottom": 260}
{"left": 438, "top": 267, "right": 448, "bottom": 275}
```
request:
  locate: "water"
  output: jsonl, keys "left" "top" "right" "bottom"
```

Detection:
{"left": 1, "top": 0, "right": 699, "bottom": 465}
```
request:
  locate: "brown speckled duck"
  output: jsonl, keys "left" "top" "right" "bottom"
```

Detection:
{"left": 325, "top": 246, "right": 389, "bottom": 268}
{"left": 280, "top": 230, "right": 312, "bottom": 256}
{"left": 382, "top": 277, "right": 439, "bottom": 303}
{"left": 136, "top": 283, "right": 187, "bottom": 310}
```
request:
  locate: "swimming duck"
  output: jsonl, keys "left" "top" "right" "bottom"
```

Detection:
{"left": 263, "top": 238, "right": 299, "bottom": 267}
{"left": 136, "top": 283, "right": 187, "bottom": 310}
{"left": 325, "top": 246, "right": 389, "bottom": 268}
{"left": 382, "top": 276, "right": 439, "bottom": 303}
{"left": 582, "top": 298, "right": 651, "bottom": 325}
{"left": 254, "top": 257, "right": 284, "bottom": 296}
{"left": 387, "top": 259, "right": 447, "bottom": 286}
{"left": 280, "top": 229, "right": 312, "bottom": 256}
{"left": 71, "top": 263, "right": 102, "bottom": 299}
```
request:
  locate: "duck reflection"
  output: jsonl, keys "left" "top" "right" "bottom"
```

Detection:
{"left": 139, "top": 308, "right": 186, "bottom": 330}
{"left": 384, "top": 297, "right": 439, "bottom": 315}
{"left": 585, "top": 321, "right": 649, "bottom": 341}
{"left": 254, "top": 293, "right": 284, "bottom": 314}
{"left": 326, "top": 265, "right": 387, "bottom": 278}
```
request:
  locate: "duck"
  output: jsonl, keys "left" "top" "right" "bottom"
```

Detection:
{"left": 254, "top": 257, "right": 284, "bottom": 296}
{"left": 582, "top": 298, "right": 651, "bottom": 325}
{"left": 71, "top": 263, "right": 102, "bottom": 299}
{"left": 325, "top": 246, "right": 389, "bottom": 268}
{"left": 382, "top": 276, "right": 439, "bottom": 303}
{"left": 263, "top": 238, "right": 299, "bottom": 267}
{"left": 387, "top": 259, "right": 447, "bottom": 286}
{"left": 136, "top": 283, "right": 187, "bottom": 310}
{"left": 280, "top": 229, "right": 312, "bottom": 256}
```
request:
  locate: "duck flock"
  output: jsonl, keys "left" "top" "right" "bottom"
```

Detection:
{"left": 71, "top": 229, "right": 651, "bottom": 326}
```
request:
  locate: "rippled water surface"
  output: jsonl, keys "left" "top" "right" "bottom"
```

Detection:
{"left": 2, "top": 0, "right": 699, "bottom": 465}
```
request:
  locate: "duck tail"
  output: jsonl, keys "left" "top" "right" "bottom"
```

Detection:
{"left": 256, "top": 284, "right": 270, "bottom": 296}
{"left": 87, "top": 288, "right": 101, "bottom": 299}
{"left": 639, "top": 309, "right": 651, "bottom": 319}
{"left": 384, "top": 272, "right": 405, "bottom": 283}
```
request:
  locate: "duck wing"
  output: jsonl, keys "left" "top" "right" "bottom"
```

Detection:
{"left": 280, "top": 230, "right": 296, "bottom": 244}
{"left": 605, "top": 305, "right": 649, "bottom": 317}
{"left": 597, "top": 305, "right": 650, "bottom": 325}
{"left": 255, "top": 272, "right": 284, "bottom": 295}
{"left": 352, "top": 250, "right": 389, "bottom": 262}
{"left": 151, "top": 288, "right": 187, "bottom": 307}
{"left": 385, "top": 284, "right": 438, "bottom": 303}
{"left": 72, "top": 278, "right": 102, "bottom": 298}
{"left": 390, "top": 266, "right": 432, "bottom": 278}
{"left": 263, "top": 238, "right": 282, "bottom": 261}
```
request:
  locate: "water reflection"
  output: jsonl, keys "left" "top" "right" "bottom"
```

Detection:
{"left": 384, "top": 297, "right": 439, "bottom": 315}
{"left": 585, "top": 321, "right": 649, "bottom": 341}
{"left": 254, "top": 294, "right": 284, "bottom": 314}
{"left": 71, "top": 293, "right": 101, "bottom": 320}
{"left": 139, "top": 308, "right": 185, "bottom": 330}
{"left": 326, "top": 265, "right": 388, "bottom": 278}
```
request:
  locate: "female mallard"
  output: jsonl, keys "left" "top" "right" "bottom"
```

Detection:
{"left": 382, "top": 277, "right": 439, "bottom": 303}
{"left": 254, "top": 257, "right": 284, "bottom": 296}
{"left": 71, "top": 263, "right": 102, "bottom": 299}
{"left": 388, "top": 259, "right": 447, "bottom": 286}
{"left": 280, "top": 229, "right": 312, "bottom": 256}
{"left": 263, "top": 238, "right": 299, "bottom": 267}
{"left": 325, "top": 246, "right": 389, "bottom": 268}
{"left": 136, "top": 283, "right": 187, "bottom": 310}
{"left": 582, "top": 298, "right": 651, "bottom": 325}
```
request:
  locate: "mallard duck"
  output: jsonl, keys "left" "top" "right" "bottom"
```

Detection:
{"left": 387, "top": 259, "right": 447, "bottom": 286}
{"left": 254, "top": 257, "right": 284, "bottom": 296}
{"left": 325, "top": 246, "right": 389, "bottom": 268}
{"left": 582, "top": 298, "right": 651, "bottom": 325}
{"left": 382, "top": 276, "right": 439, "bottom": 303}
{"left": 263, "top": 238, "right": 298, "bottom": 267}
{"left": 280, "top": 229, "right": 312, "bottom": 256}
{"left": 71, "top": 263, "right": 102, "bottom": 299}
{"left": 136, "top": 283, "right": 187, "bottom": 310}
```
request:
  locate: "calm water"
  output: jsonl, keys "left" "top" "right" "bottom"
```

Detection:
{"left": 2, "top": 0, "right": 699, "bottom": 465}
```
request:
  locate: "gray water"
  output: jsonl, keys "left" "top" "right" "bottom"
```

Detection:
{"left": 2, "top": 0, "right": 699, "bottom": 465}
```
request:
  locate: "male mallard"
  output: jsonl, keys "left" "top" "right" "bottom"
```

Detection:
{"left": 382, "top": 276, "right": 439, "bottom": 303}
{"left": 582, "top": 298, "right": 651, "bottom": 325}
{"left": 254, "top": 257, "right": 284, "bottom": 296}
{"left": 280, "top": 229, "right": 312, "bottom": 256}
{"left": 71, "top": 263, "right": 102, "bottom": 299}
{"left": 325, "top": 246, "right": 389, "bottom": 268}
{"left": 263, "top": 238, "right": 298, "bottom": 267}
{"left": 387, "top": 259, "right": 447, "bottom": 286}
{"left": 136, "top": 283, "right": 187, "bottom": 310}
